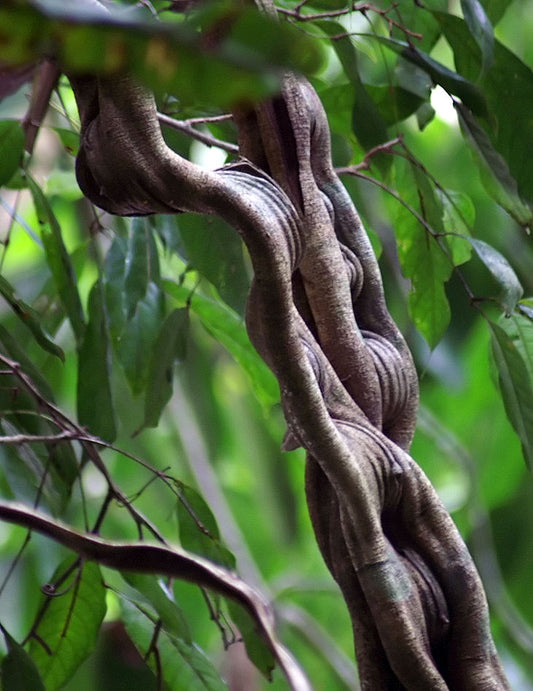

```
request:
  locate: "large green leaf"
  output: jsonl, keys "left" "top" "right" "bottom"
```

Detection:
{"left": 393, "top": 159, "right": 452, "bottom": 347}
{"left": 121, "top": 599, "right": 227, "bottom": 691}
{"left": 124, "top": 218, "right": 160, "bottom": 319}
{"left": 29, "top": 560, "right": 106, "bottom": 690}
{"left": 455, "top": 103, "right": 532, "bottom": 228}
{"left": 163, "top": 280, "right": 278, "bottom": 408}
{"left": 1, "top": 625, "right": 45, "bottom": 691}
{"left": 177, "top": 214, "right": 249, "bottom": 316}
{"left": 437, "top": 12, "right": 533, "bottom": 207}
{"left": 0, "top": 120, "right": 24, "bottom": 186}
{"left": 489, "top": 321, "right": 533, "bottom": 469}
{"left": 460, "top": 0, "right": 494, "bottom": 76}
{"left": 117, "top": 282, "right": 164, "bottom": 395}
{"left": 143, "top": 308, "right": 189, "bottom": 429}
{"left": 27, "top": 175, "right": 86, "bottom": 344}
{"left": 77, "top": 279, "right": 116, "bottom": 442}
{"left": 366, "top": 34, "right": 488, "bottom": 117}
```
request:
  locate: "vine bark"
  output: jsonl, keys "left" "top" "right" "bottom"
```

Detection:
{"left": 50, "top": 1, "right": 510, "bottom": 687}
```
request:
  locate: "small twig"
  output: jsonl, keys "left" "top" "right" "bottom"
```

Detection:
{"left": 336, "top": 136, "right": 402, "bottom": 174}
{"left": 157, "top": 112, "right": 238, "bottom": 155}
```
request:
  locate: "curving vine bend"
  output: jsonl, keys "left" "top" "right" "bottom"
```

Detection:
{"left": 45, "top": 1, "right": 510, "bottom": 687}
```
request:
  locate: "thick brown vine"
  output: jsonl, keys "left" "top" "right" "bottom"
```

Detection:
{"left": 12, "top": 0, "right": 509, "bottom": 687}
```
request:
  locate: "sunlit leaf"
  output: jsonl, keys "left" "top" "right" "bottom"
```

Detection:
{"left": 29, "top": 560, "right": 106, "bottom": 690}
{"left": 1, "top": 625, "right": 45, "bottom": 691}
{"left": 0, "top": 120, "right": 24, "bottom": 186}
{"left": 177, "top": 214, "right": 249, "bottom": 316}
{"left": 489, "top": 321, "right": 533, "bottom": 469}
{"left": 121, "top": 599, "right": 227, "bottom": 690}
{"left": 27, "top": 175, "right": 86, "bottom": 344}
{"left": 163, "top": 280, "right": 278, "bottom": 408}
{"left": 77, "top": 279, "right": 116, "bottom": 442}
{"left": 0, "top": 276, "right": 64, "bottom": 361}
{"left": 470, "top": 238, "right": 523, "bottom": 315}
{"left": 143, "top": 307, "right": 189, "bottom": 428}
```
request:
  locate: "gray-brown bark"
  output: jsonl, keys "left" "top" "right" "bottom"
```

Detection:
{"left": 53, "top": 2, "right": 509, "bottom": 687}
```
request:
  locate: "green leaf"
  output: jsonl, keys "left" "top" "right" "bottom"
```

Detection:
{"left": 177, "top": 215, "right": 249, "bottom": 316}
{"left": 393, "top": 159, "right": 452, "bottom": 347}
{"left": 27, "top": 175, "right": 86, "bottom": 344}
{"left": 143, "top": 308, "right": 189, "bottom": 429}
{"left": 163, "top": 280, "right": 278, "bottom": 409}
{"left": 316, "top": 22, "right": 389, "bottom": 154}
{"left": 123, "top": 573, "right": 192, "bottom": 643}
{"left": 499, "top": 299, "right": 533, "bottom": 382}
{"left": 225, "top": 601, "right": 275, "bottom": 681}
{"left": 489, "top": 321, "right": 533, "bottom": 469}
{"left": 0, "top": 275, "right": 64, "bottom": 361}
{"left": 470, "top": 239, "right": 523, "bottom": 315}
{"left": 1, "top": 625, "right": 46, "bottom": 691}
{"left": 0, "top": 120, "right": 24, "bottom": 186}
{"left": 29, "top": 560, "right": 107, "bottom": 690}
{"left": 455, "top": 103, "right": 532, "bottom": 228}
{"left": 437, "top": 12, "right": 533, "bottom": 206}
{"left": 117, "top": 282, "right": 164, "bottom": 395}
{"left": 437, "top": 188, "right": 474, "bottom": 266}
{"left": 103, "top": 234, "right": 128, "bottom": 343}
{"left": 121, "top": 599, "right": 227, "bottom": 691}
{"left": 52, "top": 127, "right": 80, "bottom": 156}
{"left": 124, "top": 218, "right": 160, "bottom": 319}
{"left": 460, "top": 0, "right": 494, "bottom": 76}
{"left": 366, "top": 34, "right": 488, "bottom": 117}
{"left": 176, "top": 482, "right": 235, "bottom": 569}
{"left": 77, "top": 280, "right": 117, "bottom": 442}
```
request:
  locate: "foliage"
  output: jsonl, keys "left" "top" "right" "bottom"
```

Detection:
{"left": 0, "top": 0, "right": 532, "bottom": 688}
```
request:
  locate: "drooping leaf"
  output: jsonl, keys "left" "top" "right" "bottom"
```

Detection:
{"left": 455, "top": 103, "right": 532, "bottom": 228}
{"left": 77, "top": 279, "right": 116, "bottom": 442}
{"left": 1, "top": 625, "right": 46, "bottom": 691}
{"left": 225, "top": 601, "right": 276, "bottom": 681}
{"left": 163, "top": 280, "right": 278, "bottom": 408}
{"left": 437, "top": 12, "right": 533, "bottom": 207}
{"left": 0, "top": 120, "right": 24, "bottom": 186}
{"left": 176, "top": 482, "right": 236, "bottom": 569}
{"left": 27, "top": 175, "right": 86, "bottom": 344}
{"left": 0, "top": 276, "right": 64, "bottom": 361}
{"left": 460, "top": 0, "right": 494, "bottom": 76}
{"left": 117, "top": 282, "right": 164, "bottom": 395}
{"left": 123, "top": 573, "right": 192, "bottom": 643}
{"left": 121, "top": 599, "right": 227, "bottom": 691}
{"left": 29, "top": 560, "right": 107, "bottom": 690}
{"left": 143, "top": 307, "right": 189, "bottom": 429}
{"left": 124, "top": 217, "right": 160, "bottom": 319}
{"left": 366, "top": 34, "right": 488, "bottom": 117}
{"left": 177, "top": 214, "right": 249, "bottom": 316}
{"left": 497, "top": 300, "right": 533, "bottom": 385}
{"left": 489, "top": 321, "right": 533, "bottom": 469}
{"left": 470, "top": 239, "right": 523, "bottom": 315}
{"left": 103, "top": 233, "right": 128, "bottom": 343}
{"left": 393, "top": 158, "right": 452, "bottom": 347}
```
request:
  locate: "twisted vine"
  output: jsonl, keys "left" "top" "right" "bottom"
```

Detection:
{"left": 22, "top": 0, "right": 509, "bottom": 687}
